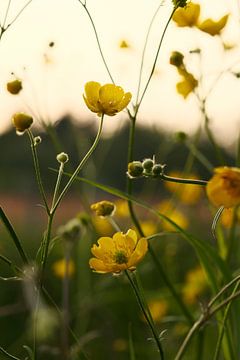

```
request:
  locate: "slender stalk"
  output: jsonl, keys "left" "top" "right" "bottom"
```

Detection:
{"left": 77, "top": 1, "right": 114, "bottom": 83}
{"left": 61, "top": 245, "right": 71, "bottom": 360}
{"left": 6, "top": 0, "right": 33, "bottom": 29}
{"left": 51, "top": 115, "right": 104, "bottom": 214}
{"left": 125, "top": 270, "right": 164, "bottom": 359}
{"left": 0, "top": 347, "right": 21, "bottom": 360}
{"left": 27, "top": 130, "right": 50, "bottom": 215}
{"left": 0, "top": 207, "right": 29, "bottom": 264}
{"left": 136, "top": 8, "right": 176, "bottom": 115}
{"left": 2, "top": 0, "right": 12, "bottom": 29}
{"left": 159, "top": 174, "right": 207, "bottom": 186}
{"left": 39, "top": 214, "right": 54, "bottom": 286}
{"left": 107, "top": 217, "right": 121, "bottom": 232}
{"left": 213, "top": 281, "right": 240, "bottom": 360}
{"left": 52, "top": 162, "right": 64, "bottom": 208}
{"left": 185, "top": 141, "right": 214, "bottom": 172}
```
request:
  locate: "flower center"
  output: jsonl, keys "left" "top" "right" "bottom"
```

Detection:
{"left": 114, "top": 250, "right": 128, "bottom": 264}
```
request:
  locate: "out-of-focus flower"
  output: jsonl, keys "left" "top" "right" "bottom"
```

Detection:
{"left": 12, "top": 112, "right": 33, "bottom": 133}
{"left": 92, "top": 216, "right": 114, "bottom": 236}
{"left": 169, "top": 51, "right": 184, "bottom": 68}
{"left": 176, "top": 68, "right": 198, "bottom": 98}
{"left": 58, "top": 218, "right": 82, "bottom": 243}
{"left": 147, "top": 299, "right": 168, "bottom": 322}
{"left": 158, "top": 201, "right": 189, "bottom": 231}
{"left": 91, "top": 200, "right": 116, "bottom": 217}
{"left": 52, "top": 258, "right": 75, "bottom": 278}
{"left": 197, "top": 14, "right": 229, "bottom": 36}
{"left": 89, "top": 229, "right": 148, "bottom": 273}
{"left": 221, "top": 207, "right": 240, "bottom": 228}
{"left": 164, "top": 171, "right": 202, "bottom": 205}
{"left": 113, "top": 338, "right": 128, "bottom": 352}
{"left": 6, "top": 79, "right": 22, "bottom": 94}
{"left": 32, "top": 307, "right": 59, "bottom": 341}
{"left": 139, "top": 220, "right": 158, "bottom": 237}
{"left": 119, "top": 40, "right": 130, "bottom": 49}
{"left": 172, "top": 2, "right": 200, "bottom": 27}
{"left": 83, "top": 81, "right": 132, "bottom": 116}
{"left": 182, "top": 266, "right": 207, "bottom": 304}
{"left": 207, "top": 167, "right": 240, "bottom": 208}
{"left": 115, "top": 200, "right": 129, "bottom": 218}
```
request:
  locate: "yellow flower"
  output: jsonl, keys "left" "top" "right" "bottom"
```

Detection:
{"left": 92, "top": 216, "right": 114, "bottom": 236}
{"left": 139, "top": 220, "right": 158, "bottom": 237}
{"left": 176, "top": 68, "right": 198, "bottom": 98}
{"left": 164, "top": 171, "right": 202, "bottom": 205}
{"left": 52, "top": 258, "right": 75, "bottom": 278}
{"left": 83, "top": 81, "right": 132, "bottom": 116}
{"left": 91, "top": 200, "right": 116, "bottom": 217}
{"left": 89, "top": 229, "right": 148, "bottom": 273}
{"left": 172, "top": 2, "right": 200, "bottom": 27}
{"left": 115, "top": 200, "right": 129, "bottom": 218}
{"left": 182, "top": 266, "right": 207, "bottom": 304}
{"left": 221, "top": 208, "right": 240, "bottom": 228}
{"left": 206, "top": 167, "right": 240, "bottom": 208}
{"left": 147, "top": 299, "right": 168, "bottom": 322}
{"left": 197, "top": 14, "right": 229, "bottom": 36}
{"left": 119, "top": 40, "right": 130, "bottom": 49}
{"left": 158, "top": 201, "right": 189, "bottom": 231}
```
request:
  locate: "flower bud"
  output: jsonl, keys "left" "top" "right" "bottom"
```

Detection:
{"left": 172, "top": 0, "right": 188, "bottom": 8}
{"left": 127, "top": 161, "right": 144, "bottom": 178}
{"left": 142, "top": 158, "right": 154, "bottom": 171}
{"left": 169, "top": 51, "right": 184, "bottom": 67}
{"left": 152, "top": 164, "right": 163, "bottom": 176}
{"left": 56, "top": 152, "right": 69, "bottom": 164}
{"left": 34, "top": 136, "right": 42, "bottom": 146}
{"left": 12, "top": 112, "right": 33, "bottom": 133}
{"left": 175, "top": 131, "right": 188, "bottom": 142}
{"left": 6, "top": 79, "right": 22, "bottom": 94}
{"left": 58, "top": 218, "right": 82, "bottom": 243}
{"left": 91, "top": 200, "right": 116, "bottom": 217}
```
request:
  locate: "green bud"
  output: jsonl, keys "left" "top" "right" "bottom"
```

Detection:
{"left": 12, "top": 112, "right": 33, "bottom": 133}
{"left": 142, "top": 158, "right": 154, "bottom": 171}
{"left": 169, "top": 51, "right": 184, "bottom": 67}
{"left": 152, "top": 164, "right": 163, "bottom": 176}
{"left": 34, "top": 136, "right": 42, "bottom": 146}
{"left": 56, "top": 152, "right": 69, "bottom": 164}
{"left": 127, "top": 161, "right": 144, "bottom": 178}
{"left": 175, "top": 131, "right": 188, "bottom": 142}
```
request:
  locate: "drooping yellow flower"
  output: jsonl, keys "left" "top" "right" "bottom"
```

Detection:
{"left": 197, "top": 14, "right": 229, "bottom": 36}
{"left": 176, "top": 68, "right": 198, "bottom": 98}
{"left": 164, "top": 171, "right": 202, "bottom": 205}
{"left": 12, "top": 112, "right": 33, "bottom": 133}
{"left": 52, "top": 258, "right": 75, "bottom": 278}
{"left": 91, "top": 200, "right": 116, "bottom": 217}
{"left": 182, "top": 266, "right": 207, "bottom": 304}
{"left": 172, "top": 2, "right": 200, "bottom": 27}
{"left": 206, "top": 167, "right": 240, "bottom": 208}
{"left": 89, "top": 229, "right": 148, "bottom": 273}
{"left": 83, "top": 81, "right": 132, "bottom": 116}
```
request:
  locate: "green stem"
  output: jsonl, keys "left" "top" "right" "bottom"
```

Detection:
{"left": 39, "top": 214, "right": 54, "bottom": 286}
{"left": 0, "top": 207, "right": 28, "bottom": 264}
{"left": 185, "top": 141, "right": 214, "bottom": 172}
{"left": 125, "top": 270, "right": 164, "bottom": 360}
{"left": 159, "top": 174, "right": 207, "bottom": 186}
{"left": 0, "top": 346, "right": 21, "bottom": 360}
{"left": 78, "top": 1, "right": 114, "bottom": 83}
{"left": 213, "top": 281, "right": 240, "bottom": 360}
{"left": 51, "top": 115, "right": 104, "bottom": 214}
{"left": 52, "top": 162, "right": 64, "bottom": 208}
{"left": 0, "top": 253, "right": 22, "bottom": 274}
{"left": 27, "top": 130, "right": 50, "bottom": 215}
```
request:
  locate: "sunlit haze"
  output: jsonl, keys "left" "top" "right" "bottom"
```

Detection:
{"left": 0, "top": 0, "right": 239, "bottom": 147}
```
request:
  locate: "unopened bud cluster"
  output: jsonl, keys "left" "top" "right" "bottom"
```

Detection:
{"left": 127, "top": 158, "right": 165, "bottom": 178}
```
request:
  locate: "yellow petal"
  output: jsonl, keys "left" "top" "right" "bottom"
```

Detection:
{"left": 89, "top": 258, "right": 110, "bottom": 273}
{"left": 84, "top": 81, "right": 101, "bottom": 107}
{"left": 83, "top": 95, "right": 99, "bottom": 113}
{"left": 94, "top": 236, "right": 115, "bottom": 254}
{"left": 99, "top": 84, "right": 124, "bottom": 106}
{"left": 197, "top": 14, "right": 229, "bottom": 36}
{"left": 116, "top": 92, "right": 132, "bottom": 112}
{"left": 172, "top": 3, "right": 200, "bottom": 27}
{"left": 128, "top": 238, "right": 148, "bottom": 268}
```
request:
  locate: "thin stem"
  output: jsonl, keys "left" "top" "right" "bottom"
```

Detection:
{"left": 136, "top": 8, "right": 176, "bottom": 115}
{"left": 107, "top": 217, "right": 121, "bottom": 232}
{"left": 0, "top": 346, "right": 21, "bottom": 360}
{"left": 39, "top": 214, "right": 54, "bottom": 286}
{"left": 185, "top": 141, "right": 214, "bottom": 172}
{"left": 213, "top": 281, "right": 240, "bottom": 360}
{"left": 2, "top": 0, "right": 11, "bottom": 30}
{"left": 159, "top": 174, "right": 207, "bottom": 186}
{"left": 51, "top": 115, "right": 104, "bottom": 214}
{"left": 0, "top": 207, "right": 28, "bottom": 264}
{"left": 125, "top": 270, "right": 164, "bottom": 359}
{"left": 211, "top": 206, "right": 224, "bottom": 241}
{"left": 208, "top": 274, "right": 240, "bottom": 309}
{"left": 135, "top": 1, "right": 163, "bottom": 105}
{"left": 27, "top": 130, "right": 50, "bottom": 215}
{"left": 77, "top": 1, "right": 114, "bottom": 83}
{"left": 62, "top": 246, "right": 71, "bottom": 360}
{"left": 52, "top": 162, "right": 64, "bottom": 208}
{"left": 0, "top": 253, "right": 22, "bottom": 274}
{"left": 6, "top": 0, "right": 33, "bottom": 29}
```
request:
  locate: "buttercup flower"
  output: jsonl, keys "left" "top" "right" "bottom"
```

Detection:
{"left": 91, "top": 200, "right": 116, "bottom": 217}
{"left": 206, "top": 167, "right": 240, "bottom": 208}
{"left": 12, "top": 112, "right": 33, "bottom": 133}
{"left": 89, "top": 229, "right": 148, "bottom": 273}
{"left": 172, "top": 2, "right": 200, "bottom": 27}
{"left": 52, "top": 258, "right": 75, "bottom": 278}
{"left": 83, "top": 81, "right": 132, "bottom": 116}
{"left": 176, "top": 68, "right": 198, "bottom": 98}
{"left": 197, "top": 14, "right": 229, "bottom": 36}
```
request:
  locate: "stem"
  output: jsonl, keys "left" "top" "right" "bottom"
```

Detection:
{"left": 27, "top": 130, "right": 50, "bottom": 215}
{"left": 2, "top": 0, "right": 11, "bottom": 29}
{"left": 51, "top": 115, "right": 104, "bottom": 214}
{"left": 125, "top": 270, "right": 164, "bottom": 359}
{"left": 77, "top": 1, "right": 114, "bottom": 83}
{"left": 52, "top": 162, "right": 64, "bottom": 208}
{"left": 0, "top": 207, "right": 29, "bottom": 264}
{"left": 0, "top": 346, "right": 21, "bottom": 360}
{"left": 185, "top": 141, "right": 214, "bottom": 172}
{"left": 62, "top": 246, "right": 71, "bottom": 360}
{"left": 159, "top": 174, "right": 207, "bottom": 186}
{"left": 39, "top": 214, "right": 54, "bottom": 286}
{"left": 136, "top": 8, "right": 176, "bottom": 115}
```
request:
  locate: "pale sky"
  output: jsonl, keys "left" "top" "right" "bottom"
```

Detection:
{"left": 0, "top": 0, "right": 240, "bottom": 147}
